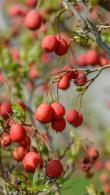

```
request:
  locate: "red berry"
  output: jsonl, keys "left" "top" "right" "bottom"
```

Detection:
{"left": 73, "top": 113, "right": 83, "bottom": 127}
{"left": 55, "top": 38, "right": 68, "bottom": 56}
{"left": 0, "top": 102, "right": 12, "bottom": 118}
{"left": 35, "top": 103, "right": 53, "bottom": 123}
{"left": 23, "top": 152, "right": 43, "bottom": 172}
{"left": 46, "top": 160, "right": 63, "bottom": 178}
{"left": 77, "top": 54, "right": 87, "bottom": 66}
{"left": 62, "top": 65, "right": 78, "bottom": 79}
{"left": 66, "top": 109, "right": 79, "bottom": 124}
{"left": 42, "top": 35, "right": 58, "bottom": 52}
{"left": 0, "top": 133, "right": 11, "bottom": 147}
{"left": 100, "top": 57, "right": 108, "bottom": 66}
{"left": 74, "top": 71, "right": 87, "bottom": 86}
{"left": 51, "top": 118, "right": 66, "bottom": 132}
{"left": 10, "top": 124, "right": 26, "bottom": 142}
{"left": 25, "top": 0, "right": 38, "bottom": 7}
{"left": 58, "top": 75, "right": 70, "bottom": 90}
{"left": 51, "top": 102, "right": 65, "bottom": 119}
{"left": 9, "top": 5, "right": 21, "bottom": 17}
{"left": 85, "top": 50, "right": 100, "bottom": 66}
{"left": 20, "top": 136, "right": 31, "bottom": 147}
{"left": 24, "top": 10, "right": 42, "bottom": 30}
{"left": 13, "top": 146, "right": 27, "bottom": 161}
{"left": 87, "top": 147, "right": 99, "bottom": 162}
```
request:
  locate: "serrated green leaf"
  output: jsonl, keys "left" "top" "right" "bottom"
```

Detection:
{"left": 12, "top": 104, "right": 25, "bottom": 122}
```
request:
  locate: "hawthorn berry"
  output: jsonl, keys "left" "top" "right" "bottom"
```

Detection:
{"left": 46, "top": 160, "right": 63, "bottom": 178}
{"left": 35, "top": 103, "right": 53, "bottom": 123}
{"left": 0, "top": 102, "right": 12, "bottom": 118}
{"left": 66, "top": 109, "right": 79, "bottom": 124}
{"left": 74, "top": 71, "right": 87, "bottom": 86}
{"left": 85, "top": 50, "right": 100, "bottom": 66}
{"left": 62, "top": 65, "right": 78, "bottom": 80}
{"left": 9, "top": 5, "right": 21, "bottom": 17}
{"left": 24, "top": 10, "right": 42, "bottom": 30}
{"left": 76, "top": 53, "right": 87, "bottom": 66}
{"left": 51, "top": 117, "right": 66, "bottom": 132}
{"left": 73, "top": 113, "right": 83, "bottom": 127}
{"left": 58, "top": 75, "right": 70, "bottom": 90}
{"left": 51, "top": 102, "right": 65, "bottom": 119}
{"left": 25, "top": 0, "right": 38, "bottom": 7}
{"left": 13, "top": 146, "right": 27, "bottom": 161}
{"left": 20, "top": 136, "right": 31, "bottom": 147}
{"left": 87, "top": 147, "right": 99, "bottom": 162}
{"left": 0, "top": 133, "right": 11, "bottom": 147}
{"left": 23, "top": 152, "right": 43, "bottom": 172}
{"left": 10, "top": 124, "right": 26, "bottom": 142}
{"left": 42, "top": 35, "right": 58, "bottom": 52}
{"left": 55, "top": 38, "right": 69, "bottom": 56}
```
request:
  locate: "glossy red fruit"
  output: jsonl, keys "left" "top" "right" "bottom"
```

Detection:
{"left": 58, "top": 75, "right": 70, "bottom": 90}
{"left": 13, "top": 146, "right": 27, "bottom": 161}
{"left": 74, "top": 71, "right": 87, "bottom": 86}
{"left": 76, "top": 53, "right": 87, "bottom": 66}
{"left": 10, "top": 124, "right": 26, "bottom": 142}
{"left": 46, "top": 160, "right": 63, "bottom": 178}
{"left": 51, "top": 102, "right": 65, "bottom": 119}
{"left": 9, "top": 5, "right": 21, "bottom": 17}
{"left": 66, "top": 109, "right": 79, "bottom": 124}
{"left": 0, "top": 102, "right": 12, "bottom": 118}
{"left": 100, "top": 57, "right": 108, "bottom": 66}
{"left": 35, "top": 103, "right": 53, "bottom": 123}
{"left": 51, "top": 118, "right": 66, "bottom": 132}
{"left": 87, "top": 147, "right": 99, "bottom": 162}
{"left": 20, "top": 136, "right": 31, "bottom": 147}
{"left": 85, "top": 50, "right": 100, "bottom": 66}
{"left": 23, "top": 152, "right": 43, "bottom": 172}
{"left": 55, "top": 38, "right": 68, "bottom": 56}
{"left": 62, "top": 65, "right": 78, "bottom": 79}
{"left": 25, "top": 0, "right": 38, "bottom": 7}
{"left": 24, "top": 10, "right": 42, "bottom": 30}
{"left": 73, "top": 113, "right": 83, "bottom": 127}
{"left": 42, "top": 35, "right": 58, "bottom": 52}
{"left": 1, "top": 133, "right": 11, "bottom": 147}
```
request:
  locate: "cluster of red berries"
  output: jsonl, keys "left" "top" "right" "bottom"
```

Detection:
{"left": 9, "top": 0, "right": 43, "bottom": 31}
{"left": 35, "top": 102, "right": 83, "bottom": 132}
{"left": 80, "top": 147, "right": 99, "bottom": 177}
{"left": 73, "top": 49, "right": 110, "bottom": 67}
{"left": 0, "top": 102, "right": 64, "bottom": 178}
{"left": 1, "top": 128, "right": 63, "bottom": 178}
{"left": 42, "top": 34, "right": 69, "bottom": 56}
{"left": 57, "top": 65, "right": 87, "bottom": 90}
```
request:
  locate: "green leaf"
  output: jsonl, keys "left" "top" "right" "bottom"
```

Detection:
{"left": 75, "top": 86, "right": 85, "bottom": 93}
{"left": 12, "top": 104, "right": 25, "bottom": 122}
